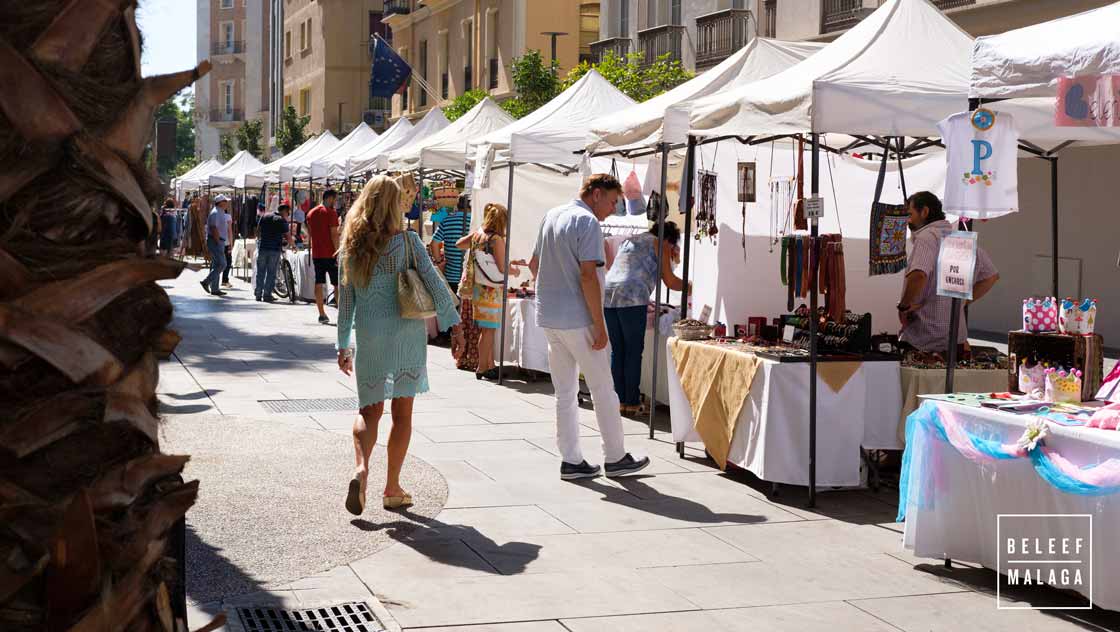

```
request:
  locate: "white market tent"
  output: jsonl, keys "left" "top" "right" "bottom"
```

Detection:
{"left": 471, "top": 69, "right": 636, "bottom": 166}
{"left": 349, "top": 108, "right": 450, "bottom": 173}
{"left": 971, "top": 2, "right": 1120, "bottom": 99}
{"left": 206, "top": 150, "right": 265, "bottom": 190}
{"left": 284, "top": 123, "right": 378, "bottom": 183}
{"left": 387, "top": 97, "right": 515, "bottom": 171}
{"left": 243, "top": 131, "right": 338, "bottom": 188}
{"left": 589, "top": 38, "right": 825, "bottom": 154}
{"left": 312, "top": 120, "right": 396, "bottom": 181}
{"left": 276, "top": 132, "right": 341, "bottom": 183}
{"left": 684, "top": 0, "right": 973, "bottom": 139}
{"left": 173, "top": 158, "right": 226, "bottom": 196}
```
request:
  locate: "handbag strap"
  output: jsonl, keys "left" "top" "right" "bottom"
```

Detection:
{"left": 873, "top": 138, "right": 909, "bottom": 205}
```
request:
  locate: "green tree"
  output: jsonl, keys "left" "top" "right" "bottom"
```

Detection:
{"left": 170, "top": 155, "right": 198, "bottom": 179}
{"left": 445, "top": 89, "right": 489, "bottom": 121}
{"left": 500, "top": 49, "right": 561, "bottom": 119}
{"left": 276, "top": 105, "right": 311, "bottom": 155}
{"left": 219, "top": 133, "right": 236, "bottom": 161}
{"left": 562, "top": 51, "right": 692, "bottom": 102}
{"left": 235, "top": 118, "right": 264, "bottom": 158}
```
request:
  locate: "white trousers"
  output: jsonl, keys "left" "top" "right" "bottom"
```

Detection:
{"left": 543, "top": 326, "right": 626, "bottom": 465}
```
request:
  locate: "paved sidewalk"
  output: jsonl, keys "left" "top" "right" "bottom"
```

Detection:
{"left": 161, "top": 270, "right": 1120, "bottom": 632}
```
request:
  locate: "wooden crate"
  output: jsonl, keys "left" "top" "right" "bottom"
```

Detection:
{"left": 1007, "top": 331, "right": 1104, "bottom": 400}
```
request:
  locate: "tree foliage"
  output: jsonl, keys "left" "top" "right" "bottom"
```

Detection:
{"left": 445, "top": 89, "right": 489, "bottom": 121}
{"left": 562, "top": 51, "right": 693, "bottom": 102}
{"left": 276, "top": 105, "right": 311, "bottom": 155}
{"left": 235, "top": 118, "right": 264, "bottom": 159}
{"left": 170, "top": 155, "right": 198, "bottom": 179}
{"left": 219, "top": 133, "right": 236, "bottom": 161}
{"left": 500, "top": 49, "right": 561, "bottom": 119}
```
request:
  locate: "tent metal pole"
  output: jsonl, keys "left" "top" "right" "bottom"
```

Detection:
{"left": 1050, "top": 157, "right": 1059, "bottom": 299}
{"left": 808, "top": 132, "right": 820, "bottom": 509}
{"left": 498, "top": 163, "right": 516, "bottom": 385}
{"left": 680, "top": 136, "right": 696, "bottom": 321}
{"left": 649, "top": 142, "right": 670, "bottom": 439}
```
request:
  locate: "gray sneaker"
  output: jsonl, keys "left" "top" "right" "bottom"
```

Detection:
{"left": 605, "top": 454, "right": 650, "bottom": 478}
{"left": 560, "top": 460, "right": 601, "bottom": 480}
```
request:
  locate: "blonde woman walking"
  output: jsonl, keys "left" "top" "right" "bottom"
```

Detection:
{"left": 456, "top": 203, "right": 520, "bottom": 381}
{"left": 337, "top": 176, "right": 462, "bottom": 514}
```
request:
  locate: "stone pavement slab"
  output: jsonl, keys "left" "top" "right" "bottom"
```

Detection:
{"left": 849, "top": 591, "right": 1120, "bottom": 632}
{"left": 560, "top": 600, "right": 902, "bottom": 632}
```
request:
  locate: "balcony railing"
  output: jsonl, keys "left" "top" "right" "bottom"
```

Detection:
{"left": 695, "top": 9, "right": 752, "bottom": 71}
{"left": 211, "top": 40, "right": 245, "bottom": 55}
{"left": 934, "top": 0, "right": 976, "bottom": 9}
{"left": 638, "top": 24, "right": 686, "bottom": 67}
{"left": 821, "top": 0, "right": 873, "bottom": 33}
{"left": 488, "top": 58, "right": 499, "bottom": 90}
{"left": 589, "top": 36, "right": 631, "bottom": 63}
{"left": 384, "top": 0, "right": 411, "bottom": 17}
{"left": 209, "top": 109, "right": 244, "bottom": 123}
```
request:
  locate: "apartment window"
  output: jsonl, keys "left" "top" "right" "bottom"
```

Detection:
{"left": 223, "top": 81, "right": 234, "bottom": 115}
{"left": 369, "top": 11, "right": 388, "bottom": 41}
{"left": 299, "top": 88, "right": 311, "bottom": 116}
{"left": 765, "top": 0, "right": 777, "bottom": 37}
{"left": 732, "top": 0, "right": 746, "bottom": 7}
{"left": 418, "top": 39, "right": 428, "bottom": 106}
{"left": 619, "top": 0, "right": 629, "bottom": 37}
{"left": 300, "top": 22, "right": 306, "bottom": 51}
{"left": 463, "top": 20, "right": 474, "bottom": 90}
{"left": 285, "top": 30, "right": 292, "bottom": 58}
{"left": 223, "top": 22, "right": 234, "bottom": 48}
{"left": 221, "top": 0, "right": 232, "bottom": 8}
{"left": 486, "top": 9, "right": 498, "bottom": 90}
{"left": 439, "top": 31, "right": 449, "bottom": 99}
{"left": 647, "top": 0, "right": 657, "bottom": 27}
{"left": 306, "top": 18, "right": 312, "bottom": 46}
{"left": 671, "top": 0, "right": 681, "bottom": 25}
{"left": 579, "top": 3, "right": 600, "bottom": 64}
{"left": 284, "top": 94, "right": 292, "bottom": 110}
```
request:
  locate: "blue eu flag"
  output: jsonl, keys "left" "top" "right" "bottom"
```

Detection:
{"left": 369, "top": 36, "right": 412, "bottom": 99}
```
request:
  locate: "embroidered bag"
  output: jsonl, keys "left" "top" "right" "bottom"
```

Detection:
{"left": 868, "top": 139, "right": 909, "bottom": 276}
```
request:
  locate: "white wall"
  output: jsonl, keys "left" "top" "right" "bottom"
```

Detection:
{"left": 196, "top": 0, "right": 212, "bottom": 160}
{"left": 969, "top": 145, "right": 1120, "bottom": 347}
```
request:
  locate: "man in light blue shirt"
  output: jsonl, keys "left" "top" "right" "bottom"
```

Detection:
{"left": 202, "top": 194, "right": 231, "bottom": 296}
{"left": 529, "top": 174, "right": 650, "bottom": 481}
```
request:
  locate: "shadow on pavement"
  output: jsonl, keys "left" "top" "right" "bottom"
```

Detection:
{"left": 185, "top": 523, "right": 268, "bottom": 604}
{"left": 587, "top": 477, "right": 768, "bottom": 526}
{"left": 351, "top": 510, "right": 542, "bottom": 576}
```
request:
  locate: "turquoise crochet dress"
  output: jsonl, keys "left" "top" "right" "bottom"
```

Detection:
{"left": 337, "top": 231, "right": 461, "bottom": 407}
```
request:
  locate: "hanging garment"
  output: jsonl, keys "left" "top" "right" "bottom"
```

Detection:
{"left": 937, "top": 110, "right": 1020, "bottom": 218}
{"left": 818, "top": 235, "right": 846, "bottom": 322}
{"left": 794, "top": 137, "right": 807, "bottom": 231}
{"left": 868, "top": 143, "right": 909, "bottom": 276}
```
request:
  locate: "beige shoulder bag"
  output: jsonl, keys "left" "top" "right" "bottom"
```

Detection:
{"left": 397, "top": 233, "right": 437, "bottom": 319}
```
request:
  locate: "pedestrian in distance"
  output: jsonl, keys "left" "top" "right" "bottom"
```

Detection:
{"left": 221, "top": 202, "right": 234, "bottom": 288}
{"left": 255, "top": 203, "right": 294, "bottom": 302}
{"left": 529, "top": 174, "right": 650, "bottom": 480}
{"left": 201, "top": 194, "right": 231, "bottom": 296}
{"left": 307, "top": 189, "right": 341, "bottom": 324}
{"left": 336, "top": 175, "right": 463, "bottom": 515}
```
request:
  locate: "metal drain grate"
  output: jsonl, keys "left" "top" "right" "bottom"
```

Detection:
{"left": 236, "top": 602, "right": 384, "bottom": 632}
{"left": 258, "top": 398, "right": 359, "bottom": 413}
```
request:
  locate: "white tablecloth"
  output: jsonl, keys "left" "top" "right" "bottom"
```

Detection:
{"left": 902, "top": 401, "right": 1120, "bottom": 610}
{"left": 495, "top": 299, "right": 675, "bottom": 403}
{"left": 284, "top": 250, "right": 335, "bottom": 302}
{"left": 667, "top": 346, "right": 904, "bottom": 487}
{"left": 231, "top": 238, "right": 256, "bottom": 271}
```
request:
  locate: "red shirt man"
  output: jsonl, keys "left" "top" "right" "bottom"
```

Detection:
{"left": 305, "top": 189, "right": 340, "bottom": 324}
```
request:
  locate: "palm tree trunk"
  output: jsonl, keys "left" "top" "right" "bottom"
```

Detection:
{"left": 0, "top": 2, "right": 210, "bottom": 630}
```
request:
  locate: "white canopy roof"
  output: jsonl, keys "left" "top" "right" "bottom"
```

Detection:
{"left": 589, "top": 38, "right": 825, "bottom": 152}
{"left": 971, "top": 2, "right": 1120, "bottom": 99}
{"left": 685, "top": 0, "right": 974, "bottom": 138}
{"left": 311, "top": 122, "right": 386, "bottom": 181}
{"left": 317, "top": 117, "right": 413, "bottom": 181}
{"left": 206, "top": 151, "right": 266, "bottom": 189}
{"left": 276, "top": 132, "right": 342, "bottom": 183}
{"left": 350, "top": 108, "right": 450, "bottom": 173}
{"left": 244, "top": 132, "right": 338, "bottom": 187}
{"left": 174, "top": 158, "right": 226, "bottom": 192}
{"left": 387, "top": 97, "right": 515, "bottom": 171}
{"left": 471, "top": 69, "right": 636, "bottom": 165}
{"left": 282, "top": 123, "right": 377, "bottom": 182}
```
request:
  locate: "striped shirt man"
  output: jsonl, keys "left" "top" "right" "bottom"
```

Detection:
{"left": 432, "top": 209, "right": 471, "bottom": 287}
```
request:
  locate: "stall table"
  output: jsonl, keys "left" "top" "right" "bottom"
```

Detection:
{"left": 900, "top": 399, "right": 1119, "bottom": 610}
{"left": 667, "top": 338, "right": 903, "bottom": 487}
{"left": 898, "top": 366, "right": 1009, "bottom": 446}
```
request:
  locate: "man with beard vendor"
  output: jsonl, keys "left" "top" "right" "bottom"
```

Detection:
{"left": 897, "top": 191, "right": 1000, "bottom": 353}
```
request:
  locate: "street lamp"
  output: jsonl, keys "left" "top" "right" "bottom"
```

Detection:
{"left": 540, "top": 31, "right": 568, "bottom": 68}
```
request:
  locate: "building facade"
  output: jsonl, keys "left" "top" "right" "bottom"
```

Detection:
{"left": 281, "top": 0, "right": 388, "bottom": 138}
{"left": 383, "top": 0, "right": 598, "bottom": 120}
{"left": 194, "top": 0, "right": 273, "bottom": 160}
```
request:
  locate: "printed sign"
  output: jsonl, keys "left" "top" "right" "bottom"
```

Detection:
{"left": 936, "top": 231, "right": 978, "bottom": 300}
{"left": 1056, "top": 75, "right": 1120, "bottom": 127}
{"left": 804, "top": 195, "right": 824, "bottom": 219}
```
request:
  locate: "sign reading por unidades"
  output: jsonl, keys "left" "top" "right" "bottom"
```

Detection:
{"left": 936, "top": 231, "right": 978, "bottom": 300}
